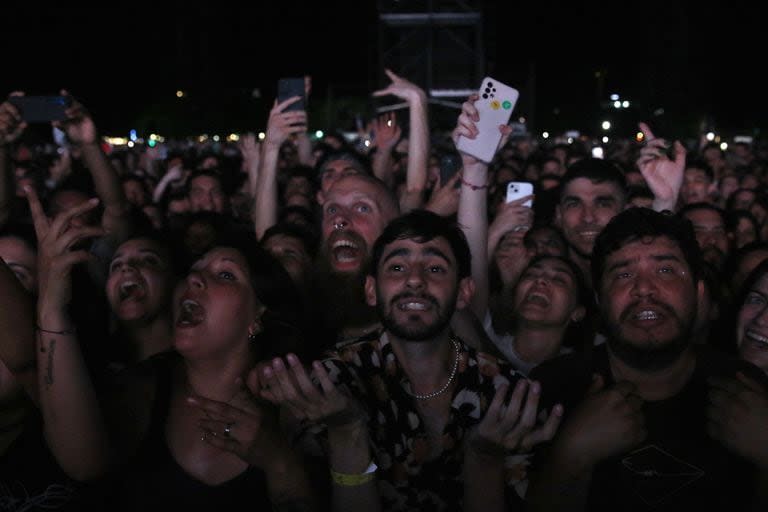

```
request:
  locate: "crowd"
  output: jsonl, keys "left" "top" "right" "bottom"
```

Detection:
{"left": 0, "top": 70, "right": 766, "bottom": 511}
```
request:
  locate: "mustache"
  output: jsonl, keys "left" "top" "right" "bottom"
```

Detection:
{"left": 618, "top": 298, "right": 676, "bottom": 323}
{"left": 325, "top": 229, "right": 367, "bottom": 248}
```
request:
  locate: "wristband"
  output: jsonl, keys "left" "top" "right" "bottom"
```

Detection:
{"left": 330, "top": 460, "right": 378, "bottom": 486}
{"left": 460, "top": 176, "right": 488, "bottom": 190}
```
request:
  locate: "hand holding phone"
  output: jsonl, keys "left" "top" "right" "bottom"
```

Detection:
{"left": 456, "top": 77, "right": 519, "bottom": 163}
{"left": 505, "top": 181, "right": 534, "bottom": 207}
{"left": 277, "top": 78, "right": 306, "bottom": 112}
{"left": 8, "top": 95, "right": 71, "bottom": 123}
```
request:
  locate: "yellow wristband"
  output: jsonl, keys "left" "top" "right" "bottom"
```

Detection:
{"left": 330, "top": 461, "right": 377, "bottom": 486}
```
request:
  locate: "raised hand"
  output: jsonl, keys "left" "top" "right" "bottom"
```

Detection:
{"left": 707, "top": 372, "right": 768, "bottom": 467}
{"left": 258, "top": 353, "right": 364, "bottom": 428}
{"left": 370, "top": 112, "right": 402, "bottom": 152}
{"left": 239, "top": 132, "right": 261, "bottom": 167}
{"left": 372, "top": 69, "right": 427, "bottom": 104}
{"left": 0, "top": 92, "right": 27, "bottom": 146}
{"left": 264, "top": 97, "right": 308, "bottom": 151}
{"left": 54, "top": 90, "right": 98, "bottom": 146}
{"left": 452, "top": 93, "right": 512, "bottom": 168}
{"left": 25, "top": 186, "right": 103, "bottom": 310}
{"left": 636, "top": 122, "right": 686, "bottom": 211}
{"left": 469, "top": 379, "right": 563, "bottom": 457}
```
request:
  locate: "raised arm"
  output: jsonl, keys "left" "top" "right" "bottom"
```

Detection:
{"left": 57, "top": 91, "right": 132, "bottom": 241}
{"left": 454, "top": 94, "right": 531, "bottom": 320}
{"left": 294, "top": 76, "right": 314, "bottom": 166}
{"left": 636, "top": 121, "right": 686, "bottom": 212}
{"left": 368, "top": 112, "right": 403, "bottom": 189}
{"left": 372, "top": 70, "right": 428, "bottom": 212}
{"left": 26, "top": 186, "right": 112, "bottom": 480}
{"left": 238, "top": 132, "right": 262, "bottom": 199}
{"left": 0, "top": 93, "right": 27, "bottom": 228}
{"left": 252, "top": 97, "right": 307, "bottom": 240}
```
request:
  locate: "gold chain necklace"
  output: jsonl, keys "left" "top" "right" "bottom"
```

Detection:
{"left": 407, "top": 337, "right": 461, "bottom": 400}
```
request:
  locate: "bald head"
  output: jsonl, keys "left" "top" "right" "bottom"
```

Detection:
{"left": 320, "top": 174, "right": 399, "bottom": 273}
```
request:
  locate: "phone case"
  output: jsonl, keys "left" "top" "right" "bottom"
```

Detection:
{"left": 277, "top": 78, "right": 306, "bottom": 112}
{"left": 456, "top": 77, "right": 519, "bottom": 163}
{"left": 506, "top": 181, "right": 533, "bottom": 207}
{"left": 9, "top": 96, "right": 70, "bottom": 123}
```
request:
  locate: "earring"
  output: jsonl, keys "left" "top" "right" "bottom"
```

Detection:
{"left": 248, "top": 321, "right": 263, "bottom": 343}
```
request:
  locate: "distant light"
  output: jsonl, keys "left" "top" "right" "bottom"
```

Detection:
{"left": 592, "top": 147, "right": 604, "bottom": 159}
{"left": 653, "top": 108, "right": 665, "bottom": 116}
{"left": 148, "top": 139, "right": 156, "bottom": 148}
{"left": 602, "top": 136, "right": 609, "bottom": 143}
{"left": 212, "top": 135, "right": 220, "bottom": 142}
{"left": 567, "top": 137, "right": 574, "bottom": 144}
{"left": 706, "top": 132, "right": 715, "bottom": 141}
{"left": 227, "top": 133, "right": 240, "bottom": 142}
{"left": 176, "top": 90, "right": 185, "bottom": 98}
{"left": 613, "top": 100, "right": 622, "bottom": 109}
{"left": 622, "top": 100, "right": 629, "bottom": 108}
{"left": 315, "top": 130, "right": 324, "bottom": 138}
{"left": 610, "top": 94, "right": 619, "bottom": 101}
{"left": 601, "top": 121, "right": 611, "bottom": 130}
{"left": 542, "top": 131, "right": 550, "bottom": 139}
{"left": 364, "top": 139, "right": 371, "bottom": 147}
{"left": 198, "top": 135, "right": 208, "bottom": 143}
{"left": 518, "top": 117, "right": 526, "bottom": 123}
{"left": 129, "top": 129, "right": 137, "bottom": 142}
{"left": 127, "top": 141, "right": 134, "bottom": 148}
{"left": 251, "top": 88, "right": 261, "bottom": 99}
{"left": 636, "top": 132, "right": 644, "bottom": 142}
{"left": 258, "top": 132, "right": 266, "bottom": 141}
{"left": 720, "top": 142, "right": 728, "bottom": 151}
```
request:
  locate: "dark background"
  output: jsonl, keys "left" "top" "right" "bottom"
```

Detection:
{"left": 3, "top": 1, "right": 765, "bottom": 140}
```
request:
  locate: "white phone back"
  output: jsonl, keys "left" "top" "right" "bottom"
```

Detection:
{"left": 456, "top": 77, "right": 519, "bottom": 163}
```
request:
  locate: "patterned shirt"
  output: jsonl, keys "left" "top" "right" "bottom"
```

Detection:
{"left": 309, "top": 332, "right": 531, "bottom": 512}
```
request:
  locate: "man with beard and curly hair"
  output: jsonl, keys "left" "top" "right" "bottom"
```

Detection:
{"left": 260, "top": 209, "right": 561, "bottom": 512}
{"left": 527, "top": 207, "right": 768, "bottom": 512}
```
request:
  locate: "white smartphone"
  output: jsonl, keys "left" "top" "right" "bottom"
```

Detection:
{"left": 456, "top": 77, "right": 519, "bottom": 163}
{"left": 505, "top": 181, "right": 533, "bottom": 207}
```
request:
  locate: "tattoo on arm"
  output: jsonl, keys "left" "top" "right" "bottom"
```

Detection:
{"left": 44, "top": 339, "right": 55, "bottom": 389}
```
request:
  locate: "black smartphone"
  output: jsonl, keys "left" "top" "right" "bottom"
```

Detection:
{"left": 9, "top": 95, "right": 71, "bottom": 123}
{"left": 439, "top": 153, "right": 462, "bottom": 187}
{"left": 277, "top": 78, "right": 306, "bottom": 112}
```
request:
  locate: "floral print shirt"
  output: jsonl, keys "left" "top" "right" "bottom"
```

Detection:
{"left": 309, "top": 332, "right": 531, "bottom": 512}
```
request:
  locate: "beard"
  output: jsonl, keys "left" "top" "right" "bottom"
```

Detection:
{"left": 602, "top": 298, "right": 695, "bottom": 371}
{"left": 377, "top": 290, "right": 457, "bottom": 342}
{"left": 313, "top": 250, "right": 379, "bottom": 337}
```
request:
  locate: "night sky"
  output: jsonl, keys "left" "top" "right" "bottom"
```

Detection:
{"left": 4, "top": 1, "right": 766, "bottom": 140}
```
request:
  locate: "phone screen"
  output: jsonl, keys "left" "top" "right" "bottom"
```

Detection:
{"left": 277, "top": 78, "right": 306, "bottom": 112}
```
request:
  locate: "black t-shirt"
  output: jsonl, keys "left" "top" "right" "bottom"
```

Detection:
{"left": 530, "top": 344, "right": 767, "bottom": 512}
